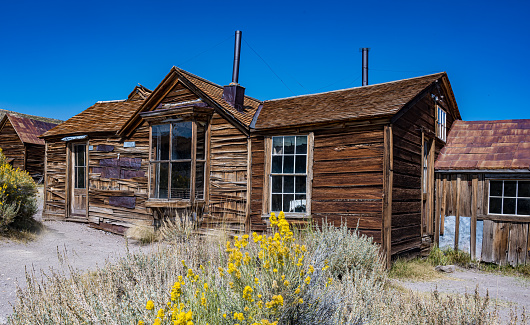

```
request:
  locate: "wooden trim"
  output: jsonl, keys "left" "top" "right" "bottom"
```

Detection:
{"left": 262, "top": 137, "right": 272, "bottom": 215}
{"left": 455, "top": 174, "right": 461, "bottom": 250}
{"left": 382, "top": 125, "right": 393, "bottom": 268}
{"left": 245, "top": 137, "right": 252, "bottom": 231}
{"left": 479, "top": 214, "right": 530, "bottom": 223}
{"left": 306, "top": 132, "right": 314, "bottom": 217}
{"left": 471, "top": 175, "right": 478, "bottom": 259}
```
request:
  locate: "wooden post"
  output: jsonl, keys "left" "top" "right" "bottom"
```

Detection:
{"left": 382, "top": 125, "right": 393, "bottom": 269}
{"left": 455, "top": 174, "right": 461, "bottom": 250}
{"left": 471, "top": 175, "right": 478, "bottom": 259}
{"left": 440, "top": 176, "right": 447, "bottom": 236}
{"left": 434, "top": 175, "right": 441, "bottom": 246}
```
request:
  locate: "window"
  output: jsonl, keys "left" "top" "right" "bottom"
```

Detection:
{"left": 489, "top": 180, "right": 530, "bottom": 216}
{"left": 150, "top": 121, "right": 206, "bottom": 200}
{"left": 73, "top": 144, "right": 86, "bottom": 189}
{"left": 436, "top": 106, "right": 447, "bottom": 141}
{"left": 270, "top": 136, "right": 307, "bottom": 213}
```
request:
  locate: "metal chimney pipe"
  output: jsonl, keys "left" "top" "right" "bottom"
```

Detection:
{"left": 232, "top": 30, "right": 242, "bottom": 85}
{"left": 361, "top": 48, "right": 369, "bottom": 86}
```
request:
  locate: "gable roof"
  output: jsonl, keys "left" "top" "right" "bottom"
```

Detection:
{"left": 0, "top": 114, "right": 59, "bottom": 145}
{"left": 128, "top": 85, "right": 152, "bottom": 101}
{"left": 119, "top": 67, "right": 262, "bottom": 137}
{"left": 435, "top": 119, "right": 530, "bottom": 171}
{"left": 41, "top": 100, "right": 144, "bottom": 138}
{"left": 0, "top": 108, "right": 63, "bottom": 125}
{"left": 254, "top": 72, "right": 449, "bottom": 130}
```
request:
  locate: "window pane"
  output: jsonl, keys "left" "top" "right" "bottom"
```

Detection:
{"left": 518, "top": 181, "right": 530, "bottom": 197}
{"left": 195, "top": 162, "right": 205, "bottom": 200}
{"left": 294, "top": 194, "right": 306, "bottom": 212}
{"left": 503, "top": 198, "right": 516, "bottom": 214}
{"left": 196, "top": 122, "right": 206, "bottom": 160}
{"left": 152, "top": 124, "right": 170, "bottom": 160}
{"left": 284, "top": 136, "right": 295, "bottom": 154}
{"left": 295, "top": 155, "right": 306, "bottom": 173}
{"left": 489, "top": 197, "right": 502, "bottom": 214}
{"left": 153, "top": 162, "right": 169, "bottom": 199}
{"left": 273, "top": 137, "right": 283, "bottom": 155}
{"left": 490, "top": 181, "right": 503, "bottom": 197}
{"left": 172, "top": 122, "right": 192, "bottom": 160}
{"left": 283, "top": 155, "right": 294, "bottom": 173}
{"left": 284, "top": 176, "right": 294, "bottom": 193}
{"left": 504, "top": 181, "right": 516, "bottom": 197}
{"left": 75, "top": 145, "right": 85, "bottom": 166}
{"left": 271, "top": 194, "right": 282, "bottom": 212}
{"left": 517, "top": 198, "right": 530, "bottom": 215}
{"left": 272, "top": 156, "right": 282, "bottom": 173}
{"left": 283, "top": 194, "right": 294, "bottom": 212}
{"left": 171, "top": 162, "right": 190, "bottom": 199}
{"left": 271, "top": 176, "right": 282, "bottom": 193}
{"left": 76, "top": 167, "right": 85, "bottom": 189}
{"left": 296, "top": 136, "right": 307, "bottom": 154}
{"left": 295, "top": 176, "right": 306, "bottom": 193}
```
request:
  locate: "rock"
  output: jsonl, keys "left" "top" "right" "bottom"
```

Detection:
{"left": 435, "top": 265, "right": 456, "bottom": 273}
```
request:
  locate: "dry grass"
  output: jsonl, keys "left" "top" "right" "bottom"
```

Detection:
{"left": 389, "top": 258, "right": 447, "bottom": 282}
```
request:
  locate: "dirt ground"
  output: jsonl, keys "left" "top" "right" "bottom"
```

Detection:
{"left": 394, "top": 268, "right": 530, "bottom": 323}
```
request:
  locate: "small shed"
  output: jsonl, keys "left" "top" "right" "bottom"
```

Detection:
{"left": 0, "top": 112, "right": 60, "bottom": 180}
{"left": 435, "top": 119, "right": 530, "bottom": 265}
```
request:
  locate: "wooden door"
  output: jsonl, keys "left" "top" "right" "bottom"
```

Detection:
{"left": 69, "top": 143, "right": 88, "bottom": 218}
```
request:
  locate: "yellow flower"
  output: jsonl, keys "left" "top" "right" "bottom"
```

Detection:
{"left": 146, "top": 300, "right": 154, "bottom": 310}
{"left": 298, "top": 298, "right": 304, "bottom": 304}
{"left": 138, "top": 321, "right": 144, "bottom": 325}
{"left": 283, "top": 280, "right": 290, "bottom": 286}
{"left": 304, "top": 276, "right": 311, "bottom": 285}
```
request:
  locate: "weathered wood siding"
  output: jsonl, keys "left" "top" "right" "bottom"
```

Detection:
{"left": 43, "top": 141, "right": 68, "bottom": 219}
{"left": 207, "top": 113, "right": 248, "bottom": 231}
{"left": 0, "top": 119, "right": 25, "bottom": 170}
{"left": 25, "top": 144, "right": 45, "bottom": 179}
{"left": 250, "top": 135, "right": 267, "bottom": 231}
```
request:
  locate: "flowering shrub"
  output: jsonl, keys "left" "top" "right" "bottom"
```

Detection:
{"left": 0, "top": 149, "right": 37, "bottom": 231}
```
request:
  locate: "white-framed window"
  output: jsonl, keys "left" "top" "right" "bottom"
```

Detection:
{"left": 436, "top": 106, "right": 447, "bottom": 141}
{"left": 150, "top": 121, "right": 206, "bottom": 200}
{"left": 489, "top": 180, "right": 530, "bottom": 216}
{"left": 270, "top": 135, "right": 307, "bottom": 213}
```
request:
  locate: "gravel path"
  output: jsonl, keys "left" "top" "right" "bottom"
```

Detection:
{"left": 395, "top": 268, "right": 530, "bottom": 323}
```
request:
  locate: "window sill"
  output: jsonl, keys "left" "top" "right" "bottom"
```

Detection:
{"left": 146, "top": 199, "right": 205, "bottom": 208}
{"left": 480, "top": 214, "right": 530, "bottom": 223}
{"left": 261, "top": 213, "right": 311, "bottom": 220}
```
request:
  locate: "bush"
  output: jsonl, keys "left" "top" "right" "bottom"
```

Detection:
{"left": 0, "top": 149, "right": 38, "bottom": 232}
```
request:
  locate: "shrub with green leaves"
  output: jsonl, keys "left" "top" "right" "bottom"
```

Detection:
{"left": 0, "top": 149, "right": 38, "bottom": 231}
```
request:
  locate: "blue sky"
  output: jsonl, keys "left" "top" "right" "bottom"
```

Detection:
{"left": 0, "top": 0, "right": 528, "bottom": 122}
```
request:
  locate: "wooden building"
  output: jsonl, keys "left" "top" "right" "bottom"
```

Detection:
{"left": 41, "top": 67, "right": 461, "bottom": 262}
{"left": 0, "top": 112, "right": 60, "bottom": 180}
{"left": 435, "top": 119, "right": 530, "bottom": 265}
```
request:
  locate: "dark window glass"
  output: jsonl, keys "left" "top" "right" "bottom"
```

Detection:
{"left": 284, "top": 136, "right": 295, "bottom": 154}
{"left": 76, "top": 145, "right": 85, "bottom": 166}
{"left": 294, "top": 194, "right": 306, "bottom": 212}
{"left": 74, "top": 145, "right": 86, "bottom": 189}
{"left": 284, "top": 176, "right": 294, "bottom": 193}
{"left": 283, "top": 155, "right": 294, "bottom": 173}
{"left": 489, "top": 197, "right": 502, "bottom": 214}
{"left": 504, "top": 181, "right": 517, "bottom": 197}
{"left": 172, "top": 122, "right": 192, "bottom": 160}
{"left": 518, "top": 182, "right": 530, "bottom": 197}
{"left": 490, "top": 181, "right": 503, "bottom": 197}
{"left": 171, "top": 162, "right": 190, "bottom": 199}
{"left": 517, "top": 198, "right": 530, "bottom": 216}
{"left": 283, "top": 194, "right": 294, "bottom": 212}
{"left": 195, "top": 162, "right": 205, "bottom": 200}
{"left": 76, "top": 167, "right": 85, "bottom": 189}
{"left": 196, "top": 122, "right": 206, "bottom": 160}
{"left": 296, "top": 136, "right": 307, "bottom": 154}
{"left": 271, "top": 194, "right": 282, "bottom": 211}
{"left": 272, "top": 156, "right": 282, "bottom": 173}
{"left": 273, "top": 137, "right": 283, "bottom": 155}
{"left": 503, "top": 198, "right": 516, "bottom": 214}
{"left": 295, "top": 155, "right": 306, "bottom": 174}
{"left": 153, "top": 162, "right": 169, "bottom": 199}
{"left": 295, "top": 176, "right": 306, "bottom": 193}
{"left": 152, "top": 124, "right": 170, "bottom": 160}
{"left": 271, "top": 176, "right": 282, "bottom": 193}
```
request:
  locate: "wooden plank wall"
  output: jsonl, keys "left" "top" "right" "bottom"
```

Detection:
{"left": 0, "top": 119, "right": 25, "bottom": 170}
{"left": 43, "top": 141, "right": 67, "bottom": 219}
{"left": 86, "top": 124, "right": 151, "bottom": 231}
{"left": 207, "top": 113, "right": 248, "bottom": 231}
{"left": 482, "top": 220, "right": 529, "bottom": 266}
{"left": 25, "top": 144, "right": 45, "bottom": 179}
{"left": 249, "top": 135, "right": 268, "bottom": 231}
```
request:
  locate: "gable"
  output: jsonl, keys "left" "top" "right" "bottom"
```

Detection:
{"left": 0, "top": 118, "right": 24, "bottom": 146}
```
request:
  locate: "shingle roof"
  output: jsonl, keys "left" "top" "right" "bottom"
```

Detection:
{"left": 0, "top": 108, "right": 63, "bottom": 125}
{"left": 41, "top": 101, "right": 143, "bottom": 138}
{"left": 2, "top": 114, "right": 58, "bottom": 145}
{"left": 254, "top": 72, "right": 446, "bottom": 129}
{"left": 176, "top": 68, "right": 261, "bottom": 127}
{"left": 435, "top": 119, "right": 530, "bottom": 171}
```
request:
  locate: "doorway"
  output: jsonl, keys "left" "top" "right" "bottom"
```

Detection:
{"left": 68, "top": 143, "right": 88, "bottom": 218}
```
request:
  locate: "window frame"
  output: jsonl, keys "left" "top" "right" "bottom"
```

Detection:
{"left": 488, "top": 179, "right": 530, "bottom": 216}
{"left": 435, "top": 105, "right": 447, "bottom": 142}
{"left": 149, "top": 119, "right": 207, "bottom": 202}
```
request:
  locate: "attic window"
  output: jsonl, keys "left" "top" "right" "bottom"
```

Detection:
{"left": 489, "top": 180, "right": 530, "bottom": 216}
{"left": 436, "top": 106, "right": 447, "bottom": 141}
{"left": 150, "top": 121, "right": 206, "bottom": 200}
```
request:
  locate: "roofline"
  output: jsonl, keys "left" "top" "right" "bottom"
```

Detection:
{"left": 0, "top": 109, "right": 63, "bottom": 125}
{"left": 96, "top": 99, "right": 126, "bottom": 103}
{"left": 251, "top": 114, "right": 392, "bottom": 132}
{"left": 452, "top": 118, "right": 530, "bottom": 124}
{"left": 264, "top": 72, "right": 446, "bottom": 103}
{"left": 436, "top": 169, "right": 530, "bottom": 173}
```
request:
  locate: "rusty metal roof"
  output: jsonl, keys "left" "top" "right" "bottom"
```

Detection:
{"left": 3, "top": 114, "right": 59, "bottom": 145}
{"left": 435, "top": 119, "right": 530, "bottom": 171}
